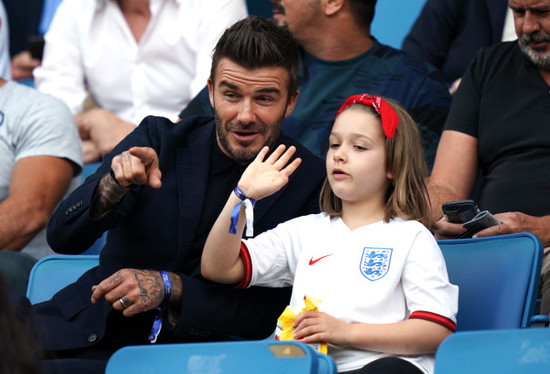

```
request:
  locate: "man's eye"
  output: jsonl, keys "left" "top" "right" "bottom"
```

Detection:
{"left": 258, "top": 96, "right": 274, "bottom": 103}
{"left": 513, "top": 8, "right": 525, "bottom": 15}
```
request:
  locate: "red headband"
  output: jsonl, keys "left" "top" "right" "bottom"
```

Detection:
{"left": 335, "top": 94, "right": 399, "bottom": 139}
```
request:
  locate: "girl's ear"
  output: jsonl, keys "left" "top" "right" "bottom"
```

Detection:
{"left": 386, "top": 169, "right": 394, "bottom": 180}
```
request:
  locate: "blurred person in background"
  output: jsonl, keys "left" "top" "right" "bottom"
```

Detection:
{"left": 34, "top": 0, "right": 247, "bottom": 163}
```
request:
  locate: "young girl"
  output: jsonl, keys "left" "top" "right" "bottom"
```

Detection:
{"left": 201, "top": 94, "right": 458, "bottom": 374}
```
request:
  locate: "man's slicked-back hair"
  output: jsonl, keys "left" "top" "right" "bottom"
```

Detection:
{"left": 348, "top": 0, "right": 377, "bottom": 32}
{"left": 210, "top": 16, "right": 300, "bottom": 97}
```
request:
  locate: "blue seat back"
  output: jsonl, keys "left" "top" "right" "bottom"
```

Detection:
{"left": 371, "top": 0, "right": 427, "bottom": 48}
{"left": 26, "top": 254, "right": 99, "bottom": 304}
{"left": 38, "top": 0, "right": 64, "bottom": 35}
{"left": 438, "top": 232, "right": 542, "bottom": 330}
{"left": 81, "top": 232, "right": 107, "bottom": 255}
{"left": 81, "top": 161, "right": 101, "bottom": 183}
{"left": 106, "top": 340, "right": 337, "bottom": 374}
{"left": 435, "top": 328, "right": 550, "bottom": 373}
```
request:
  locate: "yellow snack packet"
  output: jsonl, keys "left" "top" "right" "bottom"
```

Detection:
{"left": 275, "top": 296, "right": 328, "bottom": 354}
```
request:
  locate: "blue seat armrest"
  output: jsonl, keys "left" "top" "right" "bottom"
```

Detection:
{"left": 529, "top": 314, "right": 549, "bottom": 327}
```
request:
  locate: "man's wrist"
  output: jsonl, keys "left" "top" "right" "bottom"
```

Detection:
{"left": 89, "top": 171, "right": 130, "bottom": 219}
{"left": 166, "top": 272, "right": 183, "bottom": 328}
{"left": 159, "top": 270, "right": 172, "bottom": 310}
{"left": 168, "top": 272, "right": 183, "bottom": 308}
{"left": 109, "top": 168, "right": 130, "bottom": 190}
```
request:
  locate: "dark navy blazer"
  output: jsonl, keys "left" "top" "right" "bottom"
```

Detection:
{"left": 34, "top": 115, "right": 326, "bottom": 352}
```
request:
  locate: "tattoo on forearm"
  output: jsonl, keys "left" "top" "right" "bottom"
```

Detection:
{"left": 90, "top": 170, "right": 129, "bottom": 218}
{"left": 134, "top": 270, "right": 163, "bottom": 308}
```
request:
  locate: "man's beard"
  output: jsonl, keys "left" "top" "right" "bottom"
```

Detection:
{"left": 214, "top": 110, "right": 285, "bottom": 165}
{"left": 519, "top": 32, "right": 550, "bottom": 69}
{"left": 271, "top": 1, "right": 285, "bottom": 15}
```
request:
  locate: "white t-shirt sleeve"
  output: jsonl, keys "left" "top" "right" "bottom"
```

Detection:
{"left": 402, "top": 227, "right": 458, "bottom": 325}
{"left": 243, "top": 216, "right": 310, "bottom": 288}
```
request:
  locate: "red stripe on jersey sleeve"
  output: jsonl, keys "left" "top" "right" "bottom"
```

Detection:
{"left": 235, "top": 241, "right": 252, "bottom": 289}
{"left": 409, "top": 310, "right": 456, "bottom": 332}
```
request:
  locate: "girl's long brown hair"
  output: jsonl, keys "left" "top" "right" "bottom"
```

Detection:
{"left": 320, "top": 98, "right": 433, "bottom": 228}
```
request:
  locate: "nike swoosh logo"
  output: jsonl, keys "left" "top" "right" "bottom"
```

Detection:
{"left": 309, "top": 254, "right": 333, "bottom": 266}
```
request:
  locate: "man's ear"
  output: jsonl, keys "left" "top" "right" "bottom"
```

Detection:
{"left": 207, "top": 78, "right": 215, "bottom": 108}
{"left": 285, "top": 90, "right": 299, "bottom": 118}
{"left": 324, "top": 0, "right": 345, "bottom": 16}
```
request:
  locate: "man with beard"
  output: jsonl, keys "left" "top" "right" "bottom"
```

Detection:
{"left": 428, "top": 0, "right": 550, "bottom": 318}
{"left": 33, "top": 17, "right": 325, "bottom": 374}
{"left": 180, "top": 0, "right": 451, "bottom": 170}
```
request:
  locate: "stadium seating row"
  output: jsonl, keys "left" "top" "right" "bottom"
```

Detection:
{"left": 27, "top": 232, "right": 548, "bottom": 372}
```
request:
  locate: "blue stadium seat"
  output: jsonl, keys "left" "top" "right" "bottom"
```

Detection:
{"left": 81, "top": 161, "right": 101, "bottom": 183}
{"left": 438, "top": 232, "right": 543, "bottom": 330}
{"left": 371, "top": 0, "right": 427, "bottom": 49}
{"left": 38, "top": 0, "right": 63, "bottom": 35}
{"left": 106, "top": 340, "right": 337, "bottom": 374}
{"left": 26, "top": 254, "right": 99, "bottom": 304}
{"left": 81, "top": 231, "right": 106, "bottom": 255}
{"left": 435, "top": 328, "right": 550, "bottom": 374}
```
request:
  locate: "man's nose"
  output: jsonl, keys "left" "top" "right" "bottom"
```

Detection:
{"left": 237, "top": 100, "right": 255, "bottom": 123}
{"left": 523, "top": 11, "right": 542, "bottom": 35}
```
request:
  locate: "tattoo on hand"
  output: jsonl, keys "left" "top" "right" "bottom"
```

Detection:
{"left": 108, "top": 271, "right": 123, "bottom": 285}
{"left": 134, "top": 270, "right": 163, "bottom": 308}
{"left": 121, "top": 151, "right": 131, "bottom": 162}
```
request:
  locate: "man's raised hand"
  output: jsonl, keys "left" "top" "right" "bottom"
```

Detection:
{"left": 110, "top": 147, "right": 162, "bottom": 189}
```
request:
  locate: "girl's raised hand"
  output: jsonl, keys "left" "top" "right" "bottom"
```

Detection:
{"left": 238, "top": 145, "right": 302, "bottom": 201}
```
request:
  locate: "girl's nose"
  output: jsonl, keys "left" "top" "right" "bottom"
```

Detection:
{"left": 333, "top": 146, "right": 347, "bottom": 162}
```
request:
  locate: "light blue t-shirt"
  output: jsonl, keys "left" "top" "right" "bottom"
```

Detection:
{"left": 0, "top": 80, "right": 82, "bottom": 258}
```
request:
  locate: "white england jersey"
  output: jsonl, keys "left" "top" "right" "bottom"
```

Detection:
{"left": 240, "top": 214, "right": 458, "bottom": 373}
